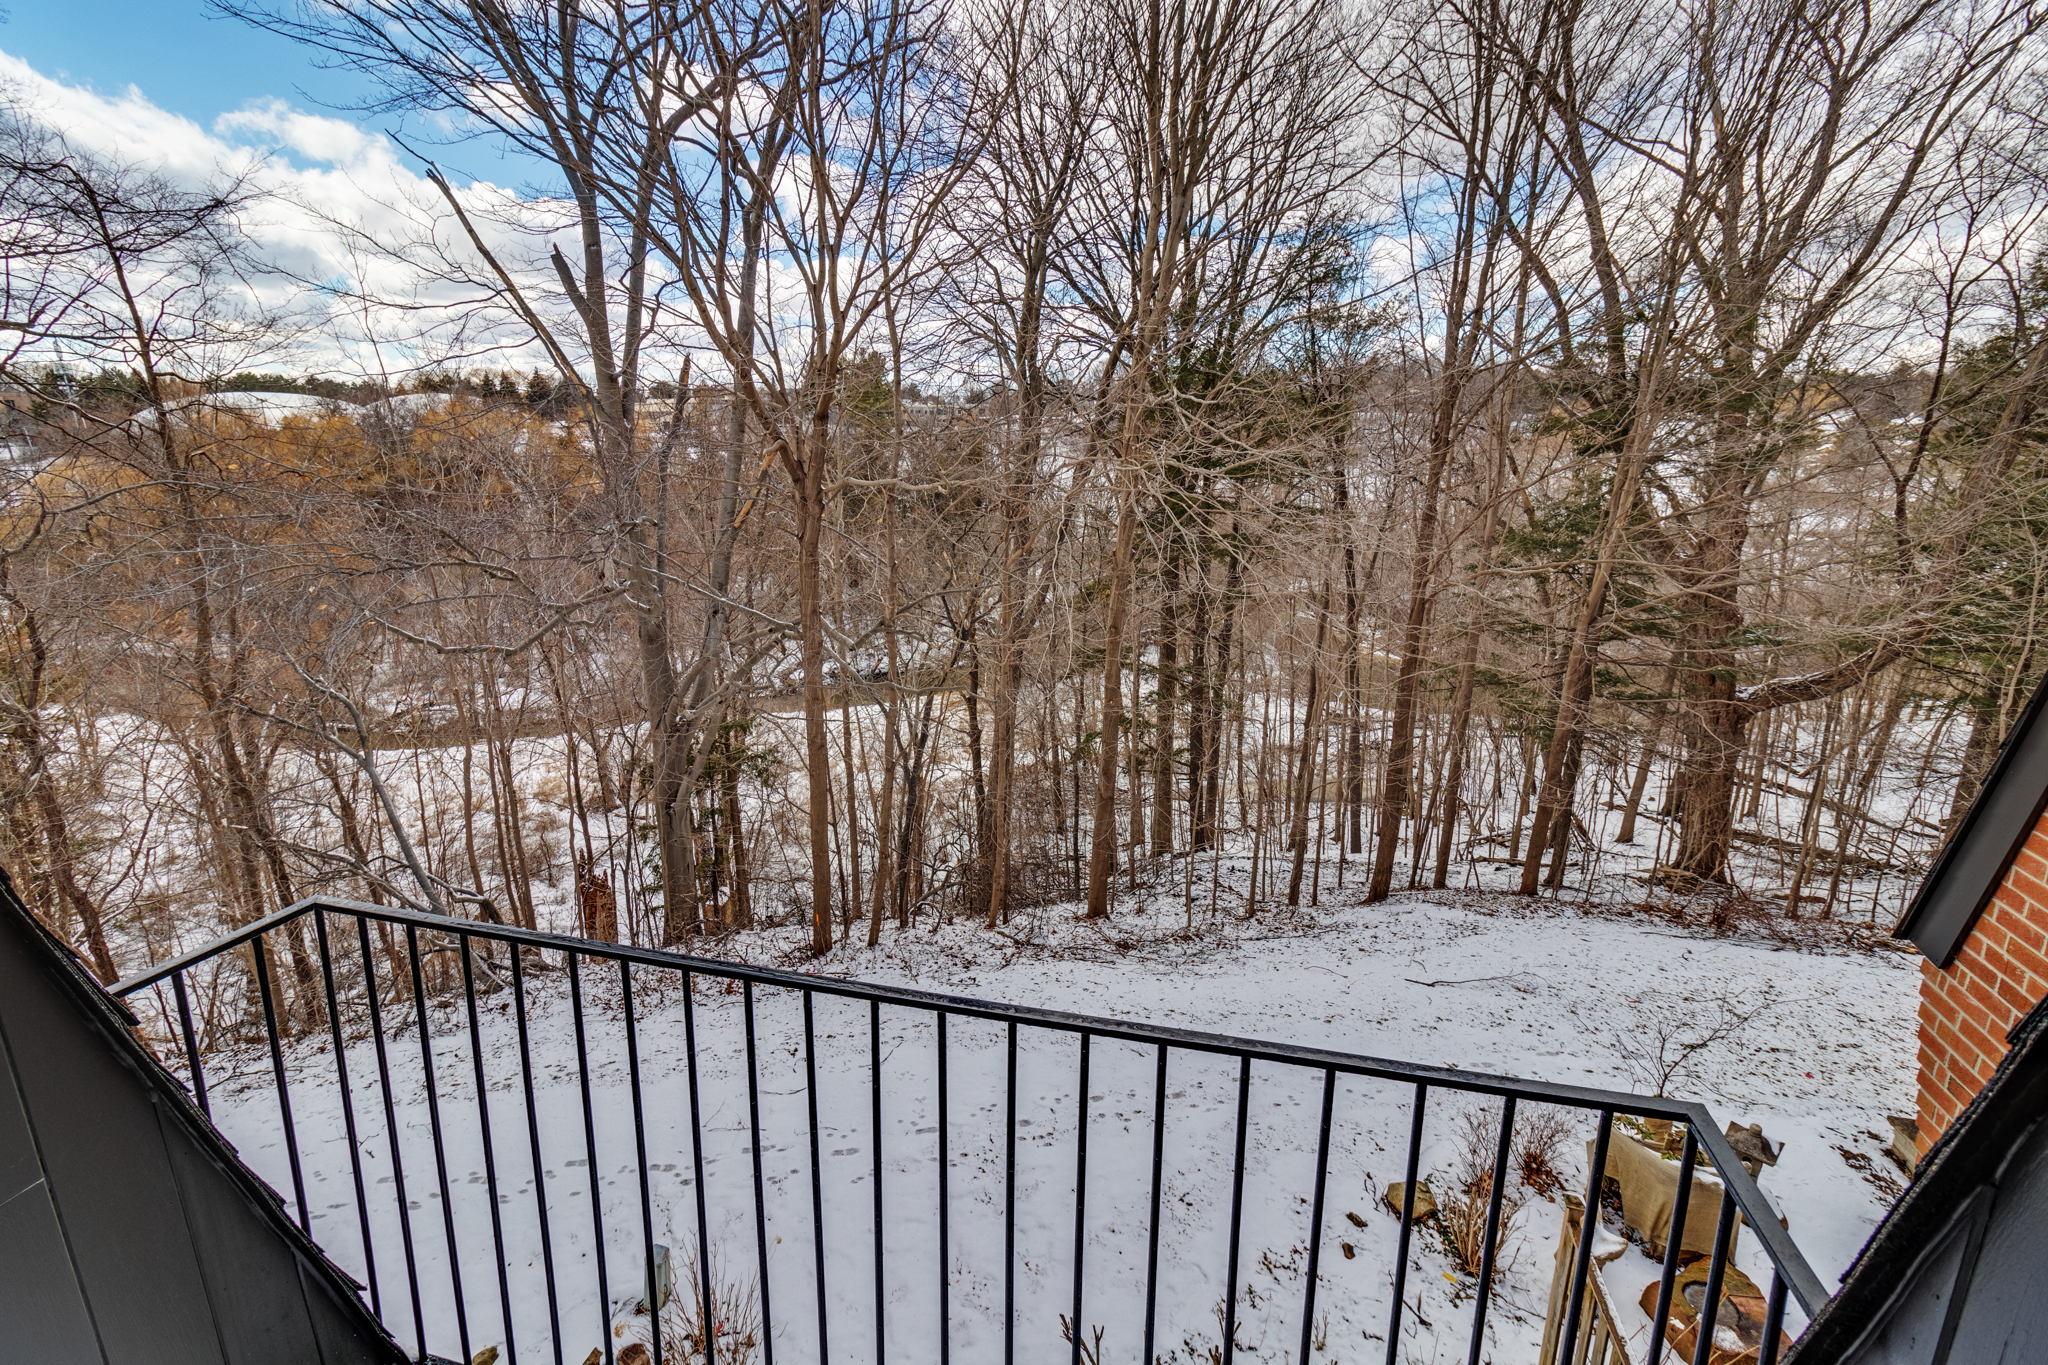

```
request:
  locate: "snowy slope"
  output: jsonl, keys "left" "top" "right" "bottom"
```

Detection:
{"left": 172, "top": 889, "right": 1916, "bottom": 1365}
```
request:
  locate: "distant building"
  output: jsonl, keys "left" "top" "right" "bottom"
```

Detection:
{"left": 0, "top": 390, "right": 41, "bottom": 467}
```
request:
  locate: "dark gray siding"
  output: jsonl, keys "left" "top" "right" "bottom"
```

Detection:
{"left": 0, "top": 876, "right": 403, "bottom": 1365}
{"left": 1792, "top": 1000, "right": 2048, "bottom": 1364}
{"left": 1939, "top": 1120, "right": 2048, "bottom": 1362}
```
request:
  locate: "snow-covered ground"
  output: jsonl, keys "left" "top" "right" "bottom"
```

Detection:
{"left": 155, "top": 884, "right": 1918, "bottom": 1365}
{"left": 77, "top": 681, "right": 1967, "bottom": 982}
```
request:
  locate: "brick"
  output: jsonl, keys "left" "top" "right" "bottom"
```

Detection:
{"left": 1967, "top": 979, "right": 2016, "bottom": 1024}
{"left": 1949, "top": 1060, "right": 1979, "bottom": 1094}
{"left": 1972, "top": 921, "right": 2014, "bottom": 955}
{"left": 1955, "top": 991, "right": 2004, "bottom": 1039}
{"left": 1968, "top": 1012, "right": 2010, "bottom": 1057}
{"left": 1990, "top": 972, "right": 2037, "bottom": 1019}
{"left": 2005, "top": 915, "right": 2048, "bottom": 955}
{"left": 1949, "top": 1018, "right": 2004, "bottom": 1076}
{"left": 2007, "top": 937, "right": 2048, "bottom": 988}
{"left": 1972, "top": 946, "right": 2036, "bottom": 1017}
{"left": 1977, "top": 964, "right": 2020, "bottom": 1009}
{"left": 1909, "top": 878, "right": 2048, "bottom": 1144}
{"left": 2006, "top": 867, "right": 2048, "bottom": 909}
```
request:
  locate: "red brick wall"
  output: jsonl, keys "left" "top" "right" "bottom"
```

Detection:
{"left": 1919, "top": 821, "right": 2048, "bottom": 1142}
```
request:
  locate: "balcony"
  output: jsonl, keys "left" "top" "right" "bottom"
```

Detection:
{"left": 112, "top": 898, "right": 1825, "bottom": 1365}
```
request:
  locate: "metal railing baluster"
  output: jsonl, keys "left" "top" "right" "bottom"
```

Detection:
{"left": 872, "top": 998, "right": 887, "bottom": 1365}
{"left": 313, "top": 911, "right": 379, "bottom": 1320}
{"left": 1068, "top": 1033, "right": 1092, "bottom": 1365}
{"left": 407, "top": 924, "right": 471, "bottom": 1363}
{"left": 1383, "top": 1082, "right": 1430, "bottom": 1365}
{"left": 619, "top": 962, "right": 661, "bottom": 1365}
{"left": 1761, "top": 1271, "right": 1790, "bottom": 1365}
{"left": 458, "top": 938, "right": 517, "bottom": 1365}
{"left": 1691, "top": 1190, "right": 1739, "bottom": 1365}
{"left": 743, "top": 980, "right": 776, "bottom": 1365}
{"left": 803, "top": 990, "right": 830, "bottom": 1365}
{"left": 567, "top": 954, "right": 614, "bottom": 1365}
{"left": 252, "top": 932, "right": 311, "bottom": 1232}
{"left": 1141, "top": 1044, "right": 1169, "bottom": 1365}
{"left": 935, "top": 1010, "right": 952, "bottom": 1365}
{"left": 356, "top": 915, "right": 425, "bottom": 1357}
{"left": 1641, "top": 1129, "right": 1699, "bottom": 1365}
{"left": 1464, "top": 1095, "right": 1521, "bottom": 1365}
{"left": 171, "top": 971, "right": 209, "bottom": 1117}
{"left": 1221, "top": 1054, "right": 1254, "bottom": 1365}
{"left": 1002, "top": 1018, "right": 1017, "bottom": 1365}
{"left": 1298, "top": 1067, "right": 1337, "bottom": 1365}
{"left": 1554, "top": 1109, "right": 1615, "bottom": 1365}
{"left": 683, "top": 970, "right": 715, "bottom": 1365}
{"left": 509, "top": 944, "right": 563, "bottom": 1358}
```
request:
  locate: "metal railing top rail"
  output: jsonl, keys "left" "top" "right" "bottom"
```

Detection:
{"left": 113, "top": 893, "right": 1831, "bottom": 1316}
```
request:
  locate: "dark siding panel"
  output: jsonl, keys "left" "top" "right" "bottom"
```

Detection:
{"left": 0, "top": 1037, "right": 104, "bottom": 1362}
{"left": 1807, "top": 1026, "right": 2048, "bottom": 1364}
{"left": 0, "top": 923, "right": 228, "bottom": 1362}
{"left": 1942, "top": 1121, "right": 2048, "bottom": 1361}
{"left": 0, "top": 883, "right": 402, "bottom": 1365}
{"left": 0, "top": 1177, "right": 104, "bottom": 1360}
{"left": 1835, "top": 1214, "right": 1970, "bottom": 1365}
{"left": 299, "top": 1260, "right": 399, "bottom": 1365}
{"left": 160, "top": 1110, "right": 332, "bottom": 1365}
{"left": 0, "top": 1028, "right": 49, "bottom": 1202}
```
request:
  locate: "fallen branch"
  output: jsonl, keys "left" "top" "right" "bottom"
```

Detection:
{"left": 1403, "top": 972, "right": 1542, "bottom": 993}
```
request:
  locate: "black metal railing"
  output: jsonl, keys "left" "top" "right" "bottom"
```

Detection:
{"left": 112, "top": 897, "right": 1828, "bottom": 1365}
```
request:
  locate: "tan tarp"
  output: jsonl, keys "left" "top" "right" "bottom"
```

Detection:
{"left": 1598, "top": 1130, "right": 1734, "bottom": 1258}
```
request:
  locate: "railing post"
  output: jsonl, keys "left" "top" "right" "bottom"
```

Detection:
{"left": 1642, "top": 1127, "right": 1700, "bottom": 1365}
{"left": 1690, "top": 1191, "right": 1740, "bottom": 1365}
{"left": 1554, "top": 1111, "right": 1614, "bottom": 1365}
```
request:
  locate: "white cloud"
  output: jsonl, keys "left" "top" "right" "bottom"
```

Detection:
{"left": 215, "top": 98, "right": 393, "bottom": 173}
{"left": 0, "top": 50, "right": 571, "bottom": 376}
{"left": 0, "top": 50, "right": 895, "bottom": 386}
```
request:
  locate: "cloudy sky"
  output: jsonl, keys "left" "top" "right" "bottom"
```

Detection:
{"left": 1, "top": 2, "right": 580, "bottom": 377}
{"left": 0, "top": 0, "right": 546, "bottom": 182}
{"left": 7, "top": 1, "right": 373, "bottom": 125}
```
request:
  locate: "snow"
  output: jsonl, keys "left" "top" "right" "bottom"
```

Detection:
{"left": 186, "top": 390, "right": 361, "bottom": 419}
{"left": 122, "top": 390, "right": 363, "bottom": 429}
{"left": 157, "top": 887, "right": 1918, "bottom": 1365}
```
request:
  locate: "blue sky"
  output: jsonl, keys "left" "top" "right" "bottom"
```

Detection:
{"left": 0, "top": 3, "right": 571, "bottom": 374}
{"left": 3, "top": 1, "right": 376, "bottom": 129}
{"left": 1, "top": 1, "right": 559, "bottom": 191}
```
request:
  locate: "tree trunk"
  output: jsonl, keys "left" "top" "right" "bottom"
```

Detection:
{"left": 1085, "top": 475, "right": 1138, "bottom": 919}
